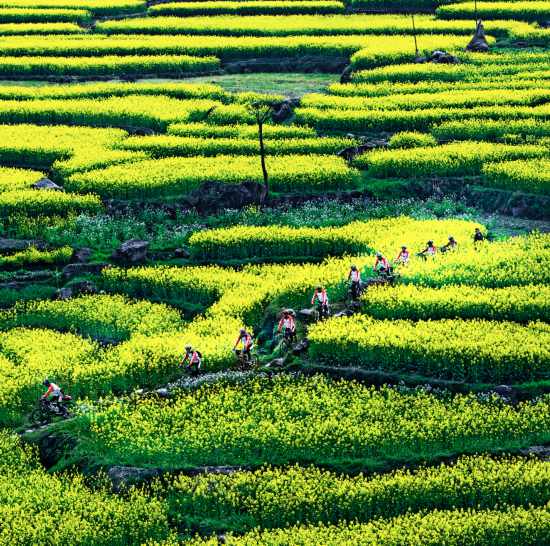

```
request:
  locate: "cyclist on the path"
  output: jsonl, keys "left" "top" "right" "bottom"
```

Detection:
{"left": 278, "top": 310, "right": 296, "bottom": 343}
{"left": 311, "top": 286, "right": 330, "bottom": 320}
{"left": 233, "top": 328, "right": 254, "bottom": 359}
{"left": 348, "top": 264, "right": 362, "bottom": 300}
{"left": 395, "top": 246, "right": 410, "bottom": 266}
{"left": 373, "top": 252, "right": 392, "bottom": 276}
{"left": 41, "top": 379, "right": 63, "bottom": 404}
{"left": 418, "top": 240, "right": 437, "bottom": 259}
{"left": 441, "top": 236, "right": 457, "bottom": 253}
{"left": 474, "top": 227, "right": 485, "bottom": 244}
{"left": 182, "top": 345, "right": 202, "bottom": 375}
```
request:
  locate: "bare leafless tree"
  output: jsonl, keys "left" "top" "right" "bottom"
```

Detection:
{"left": 247, "top": 101, "right": 276, "bottom": 209}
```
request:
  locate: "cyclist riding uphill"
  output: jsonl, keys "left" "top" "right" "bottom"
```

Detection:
{"left": 42, "top": 379, "right": 67, "bottom": 404}
{"left": 373, "top": 252, "right": 391, "bottom": 276}
{"left": 440, "top": 236, "right": 457, "bottom": 253}
{"left": 395, "top": 246, "right": 410, "bottom": 266}
{"left": 278, "top": 310, "right": 296, "bottom": 342}
{"left": 418, "top": 240, "right": 437, "bottom": 259}
{"left": 182, "top": 345, "right": 202, "bottom": 375}
{"left": 234, "top": 328, "right": 254, "bottom": 358}
{"left": 348, "top": 264, "right": 362, "bottom": 299}
{"left": 311, "top": 285, "right": 329, "bottom": 319}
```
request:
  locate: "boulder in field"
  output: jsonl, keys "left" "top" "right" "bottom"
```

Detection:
{"left": 111, "top": 239, "right": 149, "bottom": 264}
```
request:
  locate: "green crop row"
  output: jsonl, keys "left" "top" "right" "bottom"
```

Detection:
{"left": 0, "top": 81, "right": 228, "bottom": 101}
{"left": 166, "top": 456, "right": 550, "bottom": 535}
{"left": 362, "top": 284, "right": 550, "bottom": 323}
{"left": 0, "top": 294, "right": 184, "bottom": 343}
{"left": 0, "top": 284, "right": 56, "bottom": 308}
{"left": 301, "top": 88, "right": 550, "bottom": 111}
{"left": 183, "top": 505, "right": 550, "bottom": 546}
{"left": 349, "top": 34, "right": 478, "bottom": 70}
{"left": 116, "top": 135, "right": 354, "bottom": 158}
{"left": 354, "top": 142, "right": 548, "bottom": 177}
{"left": 309, "top": 315, "right": 549, "bottom": 382}
{"left": 0, "top": 34, "right": 469, "bottom": 63}
{"left": 330, "top": 78, "right": 550, "bottom": 98}
{"left": 0, "top": 0, "right": 146, "bottom": 16}
{"left": 187, "top": 218, "right": 479, "bottom": 262}
{"left": 432, "top": 119, "right": 550, "bottom": 142}
{"left": 167, "top": 121, "right": 316, "bottom": 139}
{"left": 0, "top": 54, "right": 219, "bottom": 77}
{"left": 96, "top": 14, "right": 531, "bottom": 38}
{"left": 0, "top": 189, "right": 102, "bottom": 217}
{"left": 0, "top": 245, "right": 72, "bottom": 268}
{"left": 0, "top": 431, "right": 170, "bottom": 545}
{"left": 295, "top": 104, "right": 550, "bottom": 133}
{"left": 0, "top": 165, "right": 42, "bottom": 191}
{"left": 0, "top": 7, "right": 90, "bottom": 22}
{"left": 0, "top": 21, "right": 82, "bottom": 33}
{"left": 66, "top": 155, "right": 360, "bottom": 200}
{"left": 482, "top": 158, "right": 550, "bottom": 196}
{"left": 352, "top": 54, "right": 550, "bottom": 83}
{"left": 71, "top": 375, "right": 550, "bottom": 470}
{"left": 400, "top": 233, "right": 550, "bottom": 288}
{"left": 0, "top": 96, "right": 221, "bottom": 132}
{"left": 437, "top": 1, "right": 550, "bottom": 23}
{"left": 147, "top": 0, "right": 345, "bottom": 16}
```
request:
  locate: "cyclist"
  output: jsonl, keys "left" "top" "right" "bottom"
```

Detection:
{"left": 474, "top": 227, "right": 485, "bottom": 244}
{"left": 311, "top": 286, "right": 330, "bottom": 320}
{"left": 233, "top": 328, "right": 254, "bottom": 362}
{"left": 395, "top": 245, "right": 410, "bottom": 266}
{"left": 278, "top": 310, "right": 296, "bottom": 344}
{"left": 418, "top": 240, "right": 437, "bottom": 259}
{"left": 348, "top": 264, "right": 362, "bottom": 300}
{"left": 181, "top": 345, "right": 202, "bottom": 376}
{"left": 41, "top": 379, "right": 63, "bottom": 404}
{"left": 441, "top": 236, "right": 457, "bottom": 253}
{"left": 373, "top": 252, "right": 392, "bottom": 277}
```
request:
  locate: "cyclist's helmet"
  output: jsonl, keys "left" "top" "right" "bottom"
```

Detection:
{"left": 185, "top": 344, "right": 192, "bottom": 351}
{"left": 376, "top": 252, "right": 382, "bottom": 258}
{"left": 402, "top": 245, "right": 407, "bottom": 250}
{"left": 316, "top": 285, "right": 322, "bottom": 291}
{"left": 427, "top": 240, "right": 433, "bottom": 245}
{"left": 350, "top": 264, "right": 357, "bottom": 270}
{"left": 43, "top": 379, "right": 50, "bottom": 386}
{"left": 449, "top": 236, "right": 455, "bottom": 241}
{"left": 240, "top": 328, "right": 246, "bottom": 335}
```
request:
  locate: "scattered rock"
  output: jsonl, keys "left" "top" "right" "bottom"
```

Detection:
{"left": 292, "top": 338, "right": 309, "bottom": 355}
{"left": 111, "top": 239, "right": 149, "bottom": 264}
{"left": 184, "top": 180, "right": 267, "bottom": 213}
{"left": 107, "top": 466, "right": 163, "bottom": 493}
{"left": 429, "top": 50, "right": 460, "bottom": 64}
{"left": 62, "top": 262, "right": 108, "bottom": 279}
{"left": 174, "top": 247, "right": 190, "bottom": 259}
{"left": 71, "top": 247, "right": 92, "bottom": 263}
{"left": 56, "top": 287, "right": 73, "bottom": 300}
{"left": 299, "top": 308, "right": 316, "bottom": 320}
{"left": 466, "top": 20, "right": 490, "bottom": 52}
{"left": 217, "top": 535, "right": 226, "bottom": 545}
{"left": 492, "top": 384, "right": 514, "bottom": 397}
{"left": 70, "top": 280, "right": 97, "bottom": 295}
{"left": 271, "top": 100, "right": 294, "bottom": 123}
{"left": 338, "top": 143, "right": 379, "bottom": 162}
{"left": 266, "top": 357, "right": 286, "bottom": 368}
{"left": 414, "top": 55, "right": 428, "bottom": 64}
{"left": 155, "top": 388, "right": 171, "bottom": 398}
{"left": 0, "top": 238, "right": 44, "bottom": 252}
{"left": 340, "top": 64, "right": 353, "bottom": 84}
{"left": 519, "top": 446, "right": 550, "bottom": 460}
{"left": 32, "top": 177, "right": 63, "bottom": 191}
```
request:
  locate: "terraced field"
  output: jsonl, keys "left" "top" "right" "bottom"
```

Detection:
{"left": 0, "top": 0, "right": 548, "bottom": 543}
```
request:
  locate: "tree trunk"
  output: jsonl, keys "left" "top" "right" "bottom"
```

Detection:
{"left": 258, "top": 119, "right": 269, "bottom": 209}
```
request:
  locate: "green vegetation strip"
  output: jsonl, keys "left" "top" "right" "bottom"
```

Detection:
{"left": 69, "top": 375, "right": 550, "bottom": 471}
{"left": 148, "top": 0, "right": 345, "bottom": 16}
{"left": 166, "top": 456, "right": 550, "bottom": 535}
